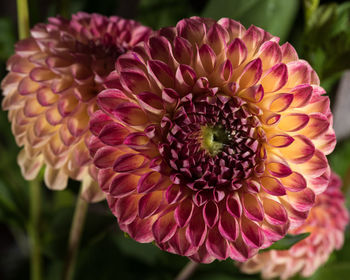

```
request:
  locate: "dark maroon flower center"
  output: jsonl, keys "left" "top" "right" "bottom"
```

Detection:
{"left": 159, "top": 93, "right": 264, "bottom": 192}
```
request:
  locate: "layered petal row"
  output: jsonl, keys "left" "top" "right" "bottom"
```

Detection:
{"left": 1, "top": 12, "right": 152, "bottom": 201}
{"left": 89, "top": 17, "right": 336, "bottom": 261}
{"left": 240, "top": 172, "right": 349, "bottom": 279}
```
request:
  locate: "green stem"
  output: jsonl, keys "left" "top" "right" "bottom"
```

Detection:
{"left": 28, "top": 178, "right": 42, "bottom": 280}
{"left": 175, "top": 261, "right": 199, "bottom": 280}
{"left": 16, "top": 0, "right": 30, "bottom": 39}
{"left": 63, "top": 186, "right": 89, "bottom": 280}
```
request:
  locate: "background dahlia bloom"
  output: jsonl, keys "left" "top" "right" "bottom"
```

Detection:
{"left": 1, "top": 12, "right": 152, "bottom": 201}
{"left": 89, "top": 17, "right": 335, "bottom": 261}
{"left": 240, "top": 172, "right": 349, "bottom": 279}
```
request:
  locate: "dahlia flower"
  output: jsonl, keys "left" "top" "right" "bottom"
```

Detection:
{"left": 89, "top": 17, "right": 335, "bottom": 262}
{"left": 1, "top": 12, "right": 152, "bottom": 201}
{"left": 240, "top": 172, "right": 348, "bottom": 279}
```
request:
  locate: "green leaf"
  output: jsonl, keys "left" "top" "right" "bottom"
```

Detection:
{"left": 261, "top": 233, "right": 310, "bottom": 251}
{"left": 201, "top": 0, "right": 299, "bottom": 41}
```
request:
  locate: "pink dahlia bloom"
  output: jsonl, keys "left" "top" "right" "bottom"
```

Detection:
{"left": 89, "top": 17, "right": 335, "bottom": 261}
{"left": 1, "top": 12, "right": 152, "bottom": 201}
{"left": 240, "top": 172, "right": 349, "bottom": 279}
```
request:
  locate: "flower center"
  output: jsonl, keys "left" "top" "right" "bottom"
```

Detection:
{"left": 201, "top": 125, "right": 230, "bottom": 156}
{"left": 158, "top": 93, "right": 265, "bottom": 192}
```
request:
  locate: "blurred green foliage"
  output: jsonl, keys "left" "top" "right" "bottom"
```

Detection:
{"left": 0, "top": 0, "right": 350, "bottom": 279}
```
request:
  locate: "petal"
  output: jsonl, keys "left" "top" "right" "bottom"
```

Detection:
{"left": 109, "top": 173, "right": 138, "bottom": 198}
{"left": 168, "top": 227, "right": 196, "bottom": 256}
{"left": 278, "top": 113, "right": 309, "bottom": 132}
{"left": 280, "top": 172, "right": 307, "bottom": 192}
{"left": 207, "top": 23, "right": 229, "bottom": 55}
{"left": 258, "top": 41, "right": 282, "bottom": 70}
{"left": 269, "top": 93, "right": 294, "bottom": 112}
{"left": 287, "top": 188, "right": 315, "bottom": 212}
{"left": 153, "top": 211, "right": 178, "bottom": 243}
{"left": 290, "top": 84, "right": 313, "bottom": 108}
{"left": 203, "top": 201, "right": 219, "bottom": 228}
{"left": 260, "top": 176, "right": 286, "bottom": 196}
{"left": 186, "top": 208, "right": 207, "bottom": 247}
{"left": 266, "top": 162, "right": 292, "bottom": 178}
{"left": 241, "top": 216, "right": 264, "bottom": 248}
{"left": 261, "top": 63, "right": 288, "bottom": 92}
{"left": 206, "top": 227, "right": 229, "bottom": 260}
{"left": 137, "top": 91, "right": 164, "bottom": 114}
{"left": 147, "top": 60, "right": 174, "bottom": 88}
{"left": 97, "top": 89, "right": 129, "bottom": 116}
{"left": 126, "top": 217, "right": 155, "bottom": 243}
{"left": 44, "top": 166, "right": 68, "bottom": 190}
{"left": 198, "top": 44, "right": 216, "bottom": 74}
{"left": 281, "top": 42, "right": 298, "bottom": 63}
{"left": 268, "top": 134, "right": 294, "bottom": 148}
{"left": 115, "top": 102, "right": 149, "bottom": 126}
{"left": 262, "top": 198, "right": 288, "bottom": 225}
{"left": 113, "top": 153, "right": 147, "bottom": 172}
{"left": 226, "top": 193, "right": 242, "bottom": 218}
{"left": 299, "top": 113, "right": 329, "bottom": 139}
{"left": 98, "top": 122, "right": 129, "bottom": 146}
{"left": 227, "top": 38, "right": 247, "bottom": 68}
{"left": 175, "top": 198, "right": 194, "bottom": 227}
{"left": 238, "top": 84, "right": 264, "bottom": 103}
{"left": 138, "top": 191, "right": 163, "bottom": 218}
{"left": 120, "top": 70, "right": 152, "bottom": 95}
{"left": 298, "top": 149, "right": 328, "bottom": 178}
{"left": 137, "top": 171, "right": 162, "bottom": 193}
{"left": 280, "top": 135, "right": 315, "bottom": 164}
{"left": 113, "top": 195, "right": 139, "bottom": 224}
{"left": 176, "top": 18, "right": 205, "bottom": 46}
{"left": 242, "top": 193, "right": 264, "bottom": 222}
{"left": 173, "top": 36, "right": 193, "bottom": 64}
{"left": 218, "top": 210, "right": 239, "bottom": 242}
{"left": 239, "top": 58, "right": 262, "bottom": 89}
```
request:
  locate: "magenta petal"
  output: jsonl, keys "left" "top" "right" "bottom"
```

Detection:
{"left": 152, "top": 211, "right": 178, "bottom": 243}
{"left": 113, "top": 153, "right": 147, "bottom": 172}
{"left": 227, "top": 38, "right": 247, "bottom": 68}
{"left": 113, "top": 195, "right": 139, "bottom": 224}
{"left": 218, "top": 210, "right": 239, "bottom": 242}
{"left": 89, "top": 110, "right": 113, "bottom": 136}
{"left": 280, "top": 172, "right": 307, "bottom": 192}
{"left": 165, "top": 184, "right": 185, "bottom": 204}
{"left": 261, "top": 63, "right": 288, "bottom": 92}
{"left": 173, "top": 36, "right": 193, "bottom": 64}
{"left": 239, "top": 58, "right": 262, "bottom": 88}
{"left": 138, "top": 192, "right": 162, "bottom": 218}
{"left": 126, "top": 217, "right": 155, "bottom": 243}
{"left": 99, "top": 122, "right": 129, "bottom": 146}
{"left": 175, "top": 199, "right": 194, "bottom": 227}
{"left": 266, "top": 162, "right": 292, "bottom": 178}
{"left": 185, "top": 208, "right": 207, "bottom": 247}
{"left": 242, "top": 193, "right": 264, "bottom": 222}
{"left": 137, "top": 171, "right": 162, "bottom": 193}
{"left": 262, "top": 198, "right": 288, "bottom": 225}
{"left": 226, "top": 193, "right": 242, "bottom": 218}
{"left": 206, "top": 227, "right": 229, "bottom": 260}
{"left": 287, "top": 188, "right": 315, "bottom": 212}
{"left": 203, "top": 201, "right": 219, "bottom": 228}
{"left": 241, "top": 216, "right": 264, "bottom": 248}
{"left": 109, "top": 173, "right": 138, "bottom": 198}
{"left": 137, "top": 91, "right": 164, "bottom": 114}
{"left": 168, "top": 228, "right": 196, "bottom": 256}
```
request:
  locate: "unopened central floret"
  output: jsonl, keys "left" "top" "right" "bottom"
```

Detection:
{"left": 159, "top": 93, "right": 263, "bottom": 191}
